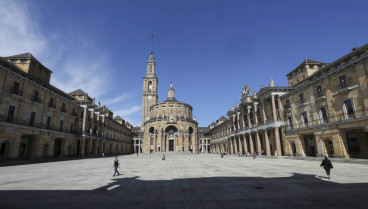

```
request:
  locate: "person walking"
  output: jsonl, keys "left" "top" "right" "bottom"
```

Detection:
{"left": 113, "top": 156, "right": 120, "bottom": 176}
{"left": 320, "top": 156, "right": 333, "bottom": 179}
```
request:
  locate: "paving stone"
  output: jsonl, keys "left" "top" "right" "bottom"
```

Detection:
{"left": 0, "top": 153, "right": 368, "bottom": 208}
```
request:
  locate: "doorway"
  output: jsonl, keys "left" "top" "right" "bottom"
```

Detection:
{"left": 169, "top": 140, "right": 174, "bottom": 151}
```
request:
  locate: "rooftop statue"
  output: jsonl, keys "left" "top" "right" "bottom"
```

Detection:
{"left": 241, "top": 85, "right": 251, "bottom": 98}
{"left": 269, "top": 77, "right": 274, "bottom": 87}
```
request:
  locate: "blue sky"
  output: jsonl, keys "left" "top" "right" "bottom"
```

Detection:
{"left": 1, "top": 0, "right": 367, "bottom": 127}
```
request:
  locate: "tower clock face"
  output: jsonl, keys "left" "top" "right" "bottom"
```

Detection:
{"left": 148, "top": 96, "right": 152, "bottom": 100}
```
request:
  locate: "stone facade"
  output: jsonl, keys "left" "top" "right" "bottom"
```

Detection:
{"left": 208, "top": 43, "right": 368, "bottom": 159}
{"left": 281, "top": 44, "right": 368, "bottom": 159}
{"left": 137, "top": 51, "right": 199, "bottom": 153}
{"left": 0, "top": 53, "right": 135, "bottom": 160}
{"left": 207, "top": 116, "right": 230, "bottom": 154}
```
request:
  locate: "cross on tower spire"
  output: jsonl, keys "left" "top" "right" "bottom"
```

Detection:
{"left": 151, "top": 34, "right": 154, "bottom": 52}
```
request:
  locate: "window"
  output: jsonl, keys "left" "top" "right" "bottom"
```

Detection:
{"left": 347, "top": 134, "right": 360, "bottom": 153}
{"left": 21, "top": 60, "right": 27, "bottom": 64}
{"left": 61, "top": 103, "right": 66, "bottom": 112}
{"left": 301, "top": 112, "right": 308, "bottom": 127}
{"left": 328, "top": 140, "right": 334, "bottom": 154}
{"left": 59, "top": 120, "right": 64, "bottom": 132}
{"left": 316, "top": 85, "right": 323, "bottom": 97}
{"left": 287, "top": 116, "right": 293, "bottom": 128}
{"left": 319, "top": 107, "right": 328, "bottom": 123}
{"left": 0, "top": 143, "right": 6, "bottom": 155}
{"left": 46, "top": 116, "right": 51, "bottom": 129}
{"left": 343, "top": 99, "right": 355, "bottom": 118}
{"left": 12, "top": 81, "right": 19, "bottom": 94}
{"left": 33, "top": 91, "right": 39, "bottom": 102}
{"left": 285, "top": 99, "right": 290, "bottom": 107}
{"left": 148, "top": 81, "right": 152, "bottom": 92}
{"left": 339, "top": 75, "right": 348, "bottom": 88}
{"left": 29, "top": 111, "right": 36, "bottom": 126}
{"left": 7, "top": 105, "right": 15, "bottom": 123}
{"left": 299, "top": 93, "right": 304, "bottom": 103}
{"left": 49, "top": 98, "right": 54, "bottom": 108}
{"left": 11, "top": 60, "right": 17, "bottom": 63}
{"left": 70, "top": 123, "right": 74, "bottom": 133}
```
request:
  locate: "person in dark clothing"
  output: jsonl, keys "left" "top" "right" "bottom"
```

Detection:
{"left": 320, "top": 156, "right": 333, "bottom": 179}
{"left": 113, "top": 156, "right": 120, "bottom": 176}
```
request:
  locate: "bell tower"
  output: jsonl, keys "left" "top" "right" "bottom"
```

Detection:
{"left": 141, "top": 51, "right": 158, "bottom": 128}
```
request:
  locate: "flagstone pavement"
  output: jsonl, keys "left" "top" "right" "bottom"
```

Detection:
{"left": 1, "top": 153, "right": 368, "bottom": 209}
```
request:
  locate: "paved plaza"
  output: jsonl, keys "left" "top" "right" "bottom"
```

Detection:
{"left": 1, "top": 154, "right": 368, "bottom": 209}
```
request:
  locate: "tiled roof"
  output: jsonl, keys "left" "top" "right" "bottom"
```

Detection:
{"left": 114, "top": 115, "right": 123, "bottom": 120}
{"left": 69, "top": 89, "right": 86, "bottom": 96}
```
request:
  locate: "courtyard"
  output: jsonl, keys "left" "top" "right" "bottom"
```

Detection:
{"left": 1, "top": 154, "right": 368, "bottom": 209}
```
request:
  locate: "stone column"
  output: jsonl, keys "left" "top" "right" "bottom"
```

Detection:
{"left": 243, "top": 135, "right": 248, "bottom": 154}
{"left": 274, "top": 127, "right": 282, "bottom": 156}
{"left": 206, "top": 140, "right": 208, "bottom": 153}
{"left": 82, "top": 106, "right": 87, "bottom": 133}
{"left": 254, "top": 102, "right": 259, "bottom": 125}
{"left": 133, "top": 139, "right": 136, "bottom": 153}
{"left": 234, "top": 136, "right": 238, "bottom": 154}
{"left": 247, "top": 106, "right": 252, "bottom": 127}
{"left": 262, "top": 99, "right": 267, "bottom": 123}
{"left": 271, "top": 95, "right": 282, "bottom": 156}
{"left": 138, "top": 139, "right": 141, "bottom": 153}
{"left": 256, "top": 132, "right": 261, "bottom": 154}
{"left": 241, "top": 111, "right": 246, "bottom": 129}
{"left": 238, "top": 135, "right": 242, "bottom": 154}
{"left": 249, "top": 134, "right": 254, "bottom": 154}
{"left": 230, "top": 138, "right": 234, "bottom": 154}
{"left": 264, "top": 130, "right": 271, "bottom": 156}
{"left": 271, "top": 95, "right": 277, "bottom": 121}
{"left": 201, "top": 139, "right": 204, "bottom": 153}
{"left": 232, "top": 115, "right": 236, "bottom": 131}
{"left": 237, "top": 113, "right": 241, "bottom": 130}
{"left": 315, "top": 135, "right": 324, "bottom": 157}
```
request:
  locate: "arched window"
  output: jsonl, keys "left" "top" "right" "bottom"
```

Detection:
{"left": 148, "top": 81, "right": 152, "bottom": 92}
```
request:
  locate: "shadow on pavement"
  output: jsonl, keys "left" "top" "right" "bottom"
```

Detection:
{"left": 1, "top": 173, "right": 367, "bottom": 209}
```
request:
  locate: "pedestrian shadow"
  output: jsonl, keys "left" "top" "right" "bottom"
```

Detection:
{"left": 317, "top": 175, "right": 329, "bottom": 179}
{"left": 1, "top": 173, "right": 368, "bottom": 209}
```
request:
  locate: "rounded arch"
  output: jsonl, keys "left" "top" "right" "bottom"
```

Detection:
{"left": 0, "top": 140, "right": 11, "bottom": 158}
{"left": 148, "top": 81, "right": 152, "bottom": 92}
{"left": 188, "top": 127, "right": 194, "bottom": 134}
{"left": 149, "top": 127, "right": 155, "bottom": 134}
{"left": 165, "top": 126, "right": 178, "bottom": 135}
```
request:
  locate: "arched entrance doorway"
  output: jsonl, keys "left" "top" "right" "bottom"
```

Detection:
{"left": 54, "top": 138, "right": 63, "bottom": 157}
{"left": 165, "top": 126, "right": 178, "bottom": 152}
{"left": 43, "top": 143, "right": 49, "bottom": 157}
{"left": 0, "top": 140, "right": 11, "bottom": 159}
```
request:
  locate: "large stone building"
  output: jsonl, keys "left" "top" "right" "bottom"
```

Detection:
{"left": 208, "top": 43, "right": 368, "bottom": 159}
{"left": 281, "top": 44, "right": 368, "bottom": 159}
{"left": 136, "top": 51, "right": 199, "bottom": 153}
{"left": 0, "top": 53, "right": 135, "bottom": 160}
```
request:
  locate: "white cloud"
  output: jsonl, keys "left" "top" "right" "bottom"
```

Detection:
{"left": 103, "top": 91, "right": 137, "bottom": 106}
{"left": 113, "top": 105, "right": 141, "bottom": 126}
{"left": 114, "top": 105, "right": 141, "bottom": 117}
{"left": 0, "top": 0, "right": 142, "bottom": 126}
{"left": 0, "top": 1, "right": 48, "bottom": 57}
